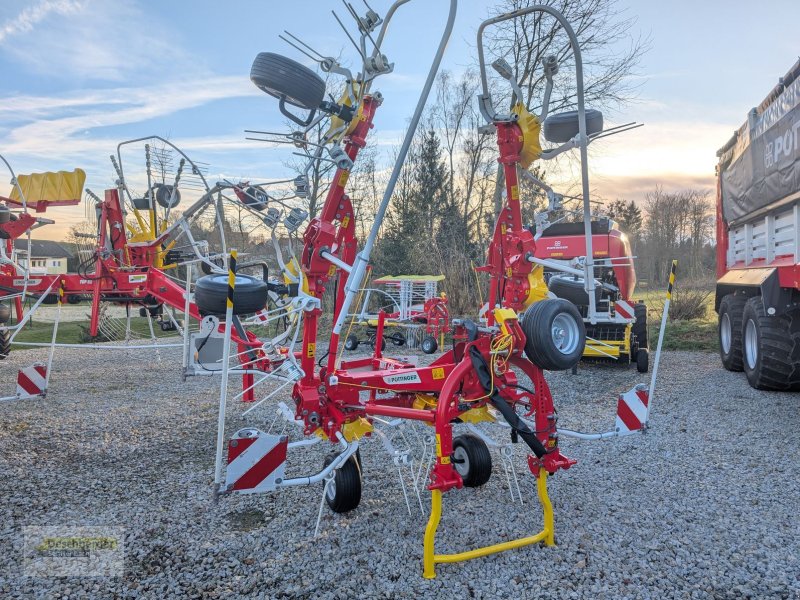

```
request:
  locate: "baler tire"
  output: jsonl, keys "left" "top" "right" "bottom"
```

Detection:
{"left": 718, "top": 293, "right": 746, "bottom": 372}
{"left": 742, "top": 297, "right": 800, "bottom": 390}
{"left": 633, "top": 302, "right": 648, "bottom": 350}
{"left": 452, "top": 434, "right": 492, "bottom": 487}
{"left": 636, "top": 348, "right": 649, "bottom": 373}
{"left": 421, "top": 336, "right": 438, "bottom": 354}
{"left": 521, "top": 299, "right": 586, "bottom": 371}
{"left": 251, "top": 52, "right": 326, "bottom": 110}
{"left": 0, "top": 329, "right": 10, "bottom": 359}
{"left": 323, "top": 454, "right": 362, "bottom": 513}
{"left": 194, "top": 274, "right": 268, "bottom": 316}
{"left": 344, "top": 333, "right": 359, "bottom": 351}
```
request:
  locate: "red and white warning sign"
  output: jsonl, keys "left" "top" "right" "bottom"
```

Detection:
{"left": 613, "top": 300, "right": 634, "bottom": 322}
{"left": 16, "top": 363, "right": 47, "bottom": 398}
{"left": 225, "top": 428, "right": 288, "bottom": 494}
{"left": 615, "top": 384, "right": 649, "bottom": 434}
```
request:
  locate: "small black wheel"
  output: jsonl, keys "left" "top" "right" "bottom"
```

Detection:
{"left": 369, "top": 336, "right": 386, "bottom": 352}
{"left": 633, "top": 302, "right": 648, "bottom": 350}
{"left": 151, "top": 184, "right": 180, "bottom": 209}
{"left": 138, "top": 307, "right": 148, "bottom": 318}
{"left": 718, "top": 293, "right": 746, "bottom": 372}
{"left": 452, "top": 434, "right": 492, "bottom": 487}
{"left": 421, "top": 336, "right": 438, "bottom": 354}
{"left": 0, "top": 329, "right": 10, "bottom": 359}
{"left": 521, "top": 299, "right": 586, "bottom": 371}
{"left": 67, "top": 295, "right": 82, "bottom": 305}
{"left": 636, "top": 348, "right": 649, "bottom": 373}
{"left": 251, "top": 52, "right": 326, "bottom": 110}
{"left": 323, "top": 454, "right": 362, "bottom": 513}
{"left": 390, "top": 331, "right": 406, "bottom": 346}
{"left": 194, "top": 273, "right": 268, "bottom": 316}
{"left": 542, "top": 108, "right": 604, "bottom": 143}
{"left": 344, "top": 333, "right": 359, "bottom": 351}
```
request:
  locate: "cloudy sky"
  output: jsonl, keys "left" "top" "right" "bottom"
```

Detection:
{"left": 0, "top": 0, "right": 798, "bottom": 240}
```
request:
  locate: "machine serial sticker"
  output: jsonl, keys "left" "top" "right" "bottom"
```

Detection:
{"left": 341, "top": 215, "right": 350, "bottom": 228}
{"left": 338, "top": 171, "right": 350, "bottom": 187}
{"left": 128, "top": 274, "right": 147, "bottom": 283}
{"left": 431, "top": 367, "right": 445, "bottom": 380}
{"left": 327, "top": 265, "right": 337, "bottom": 276}
{"left": 14, "top": 279, "right": 41, "bottom": 286}
{"left": 383, "top": 371, "right": 421, "bottom": 385}
{"left": 510, "top": 185, "right": 519, "bottom": 200}
{"left": 306, "top": 343, "right": 316, "bottom": 358}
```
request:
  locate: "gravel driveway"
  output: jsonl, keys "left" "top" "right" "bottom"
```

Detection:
{"left": 0, "top": 346, "right": 797, "bottom": 599}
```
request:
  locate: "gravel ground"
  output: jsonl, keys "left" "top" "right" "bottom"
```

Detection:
{"left": 0, "top": 345, "right": 798, "bottom": 599}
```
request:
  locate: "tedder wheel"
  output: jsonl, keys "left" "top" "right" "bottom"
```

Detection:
{"left": 421, "top": 336, "right": 438, "bottom": 354}
{"left": 718, "top": 293, "right": 747, "bottom": 372}
{"left": 633, "top": 302, "right": 648, "bottom": 350}
{"left": 344, "top": 333, "right": 359, "bottom": 351}
{"left": 741, "top": 297, "right": 800, "bottom": 390}
{"left": 323, "top": 454, "right": 362, "bottom": 513}
{"left": 521, "top": 299, "right": 586, "bottom": 371}
{"left": 251, "top": 53, "right": 326, "bottom": 111}
{"left": 542, "top": 108, "right": 604, "bottom": 143}
{"left": 636, "top": 348, "right": 649, "bottom": 373}
{"left": 452, "top": 434, "right": 492, "bottom": 487}
{"left": 194, "top": 274, "right": 268, "bottom": 316}
{"left": 0, "top": 329, "right": 10, "bottom": 359}
{"left": 389, "top": 331, "right": 406, "bottom": 346}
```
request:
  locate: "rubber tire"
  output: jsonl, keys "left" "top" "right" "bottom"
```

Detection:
{"left": 521, "top": 299, "right": 586, "bottom": 371}
{"left": 542, "top": 109, "right": 604, "bottom": 143}
{"left": 452, "top": 434, "right": 492, "bottom": 487}
{"left": 67, "top": 295, "right": 82, "bottom": 305}
{"left": 194, "top": 274, "right": 268, "bottom": 316}
{"left": 390, "top": 331, "right": 406, "bottom": 346}
{"left": 323, "top": 454, "right": 362, "bottom": 513}
{"left": 718, "top": 293, "right": 747, "bottom": 372}
{"left": 0, "top": 329, "right": 10, "bottom": 359}
{"left": 251, "top": 52, "right": 326, "bottom": 110}
{"left": 636, "top": 348, "right": 649, "bottom": 373}
{"left": 421, "top": 336, "right": 438, "bottom": 354}
{"left": 369, "top": 335, "right": 386, "bottom": 352}
{"left": 741, "top": 297, "right": 800, "bottom": 390}
{"left": 633, "top": 302, "right": 648, "bottom": 350}
{"left": 242, "top": 186, "right": 268, "bottom": 211}
{"left": 344, "top": 333, "right": 359, "bottom": 351}
{"left": 153, "top": 184, "right": 180, "bottom": 209}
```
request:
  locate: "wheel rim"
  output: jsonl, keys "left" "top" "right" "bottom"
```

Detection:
{"left": 326, "top": 478, "right": 337, "bottom": 501}
{"left": 720, "top": 312, "right": 732, "bottom": 354}
{"left": 551, "top": 313, "right": 580, "bottom": 355}
{"left": 744, "top": 318, "right": 758, "bottom": 370}
{"left": 453, "top": 446, "right": 470, "bottom": 478}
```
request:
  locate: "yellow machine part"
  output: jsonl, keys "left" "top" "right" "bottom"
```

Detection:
{"left": 325, "top": 82, "right": 363, "bottom": 139}
{"left": 583, "top": 323, "right": 632, "bottom": 359}
{"left": 315, "top": 417, "right": 374, "bottom": 443}
{"left": 523, "top": 265, "right": 548, "bottom": 308}
{"left": 512, "top": 102, "right": 542, "bottom": 169}
{"left": 458, "top": 405, "right": 496, "bottom": 425}
{"left": 8, "top": 169, "right": 86, "bottom": 207}
{"left": 284, "top": 258, "right": 310, "bottom": 294}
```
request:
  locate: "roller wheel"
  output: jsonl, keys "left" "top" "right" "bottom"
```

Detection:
{"left": 421, "top": 336, "right": 438, "bottom": 355}
{"left": 742, "top": 297, "right": 800, "bottom": 390}
{"left": 194, "top": 274, "right": 268, "bottom": 316}
{"left": 521, "top": 299, "right": 586, "bottom": 371}
{"left": 718, "top": 293, "right": 746, "bottom": 372}
{"left": 633, "top": 302, "right": 648, "bottom": 350}
{"left": 251, "top": 52, "right": 326, "bottom": 110}
{"left": 452, "top": 434, "right": 492, "bottom": 487}
{"left": 0, "top": 329, "right": 10, "bottom": 359}
{"left": 344, "top": 333, "right": 359, "bottom": 351}
{"left": 636, "top": 348, "right": 649, "bottom": 373}
{"left": 323, "top": 454, "right": 362, "bottom": 513}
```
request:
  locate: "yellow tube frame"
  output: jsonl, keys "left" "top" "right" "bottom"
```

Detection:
{"left": 422, "top": 468, "right": 554, "bottom": 578}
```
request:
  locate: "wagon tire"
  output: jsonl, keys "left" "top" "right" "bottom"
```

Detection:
{"left": 452, "top": 434, "right": 492, "bottom": 487}
{"left": 741, "top": 297, "right": 800, "bottom": 390}
{"left": 323, "top": 454, "right": 362, "bottom": 513}
{"left": 718, "top": 293, "right": 746, "bottom": 372}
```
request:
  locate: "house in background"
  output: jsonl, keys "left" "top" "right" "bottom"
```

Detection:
{"left": 13, "top": 239, "right": 73, "bottom": 275}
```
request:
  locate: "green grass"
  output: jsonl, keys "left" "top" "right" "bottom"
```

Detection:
{"left": 11, "top": 317, "right": 175, "bottom": 345}
{"left": 637, "top": 286, "right": 718, "bottom": 353}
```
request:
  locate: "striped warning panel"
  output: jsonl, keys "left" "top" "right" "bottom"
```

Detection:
{"left": 225, "top": 428, "right": 287, "bottom": 494}
{"left": 614, "top": 300, "right": 634, "bottom": 322}
{"left": 615, "top": 384, "right": 649, "bottom": 434}
{"left": 16, "top": 363, "right": 47, "bottom": 398}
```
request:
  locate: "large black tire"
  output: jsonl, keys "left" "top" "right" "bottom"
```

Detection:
{"left": 521, "top": 299, "right": 586, "bottom": 371}
{"left": 194, "top": 274, "right": 268, "bottom": 316}
{"left": 0, "top": 329, "right": 10, "bottom": 359}
{"left": 421, "top": 336, "right": 438, "bottom": 355}
{"left": 742, "top": 297, "right": 800, "bottom": 390}
{"left": 323, "top": 454, "right": 362, "bottom": 513}
{"left": 251, "top": 52, "right": 326, "bottom": 110}
{"left": 718, "top": 293, "right": 747, "bottom": 372}
{"left": 542, "top": 109, "right": 604, "bottom": 143}
{"left": 636, "top": 348, "right": 649, "bottom": 373}
{"left": 633, "top": 302, "right": 648, "bottom": 350}
{"left": 452, "top": 434, "right": 492, "bottom": 487}
{"left": 344, "top": 333, "right": 359, "bottom": 351}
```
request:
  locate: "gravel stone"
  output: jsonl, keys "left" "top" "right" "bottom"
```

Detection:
{"left": 0, "top": 345, "right": 798, "bottom": 598}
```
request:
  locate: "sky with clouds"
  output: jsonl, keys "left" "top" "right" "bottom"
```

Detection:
{"left": 1, "top": 0, "right": 798, "bottom": 240}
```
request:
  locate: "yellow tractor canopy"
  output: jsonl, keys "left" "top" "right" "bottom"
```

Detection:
{"left": 5, "top": 169, "right": 86, "bottom": 212}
